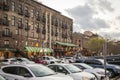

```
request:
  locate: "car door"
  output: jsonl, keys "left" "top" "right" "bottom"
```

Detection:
{"left": 1, "top": 66, "right": 26, "bottom": 80}
{"left": 56, "top": 66, "right": 69, "bottom": 74}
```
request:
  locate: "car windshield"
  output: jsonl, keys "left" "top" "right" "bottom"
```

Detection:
{"left": 80, "top": 63, "right": 93, "bottom": 69}
{"left": 65, "top": 64, "right": 82, "bottom": 73}
{"left": 29, "top": 65, "right": 56, "bottom": 77}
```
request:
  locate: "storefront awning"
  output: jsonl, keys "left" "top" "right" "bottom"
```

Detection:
{"left": 0, "top": 48, "right": 16, "bottom": 51}
{"left": 24, "top": 46, "right": 54, "bottom": 53}
{"left": 54, "top": 41, "right": 78, "bottom": 47}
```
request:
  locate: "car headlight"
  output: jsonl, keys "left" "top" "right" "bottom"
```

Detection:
{"left": 82, "top": 77, "right": 90, "bottom": 80}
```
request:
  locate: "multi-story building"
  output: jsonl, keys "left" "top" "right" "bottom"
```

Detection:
{"left": 0, "top": 0, "right": 73, "bottom": 59}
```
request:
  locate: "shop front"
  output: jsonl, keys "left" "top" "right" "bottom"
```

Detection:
{"left": 53, "top": 41, "right": 78, "bottom": 58}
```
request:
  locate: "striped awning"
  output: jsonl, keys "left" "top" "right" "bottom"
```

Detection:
{"left": 24, "top": 46, "right": 53, "bottom": 53}
{"left": 54, "top": 41, "right": 78, "bottom": 47}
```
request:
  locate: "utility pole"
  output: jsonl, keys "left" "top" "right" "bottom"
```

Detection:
{"left": 103, "top": 39, "right": 108, "bottom": 80}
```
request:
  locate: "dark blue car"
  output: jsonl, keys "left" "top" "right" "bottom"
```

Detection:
{"left": 81, "top": 58, "right": 120, "bottom": 78}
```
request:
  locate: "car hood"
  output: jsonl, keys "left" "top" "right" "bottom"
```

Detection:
{"left": 107, "top": 64, "right": 120, "bottom": 69}
{"left": 70, "top": 71, "right": 95, "bottom": 79}
{"left": 32, "top": 73, "right": 73, "bottom": 80}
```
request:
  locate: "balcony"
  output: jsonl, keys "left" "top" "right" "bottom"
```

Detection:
{"left": 2, "top": 31, "right": 12, "bottom": 37}
{"left": 51, "top": 31, "right": 54, "bottom": 36}
{"left": 3, "top": 4, "right": 9, "bottom": 11}
{"left": 0, "top": 18, "right": 3, "bottom": 25}
{"left": 18, "top": 23, "right": 23, "bottom": 29}
{"left": 36, "top": 28, "right": 40, "bottom": 33}
{"left": 42, "top": 16, "right": 46, "bottom": 23}
{"left": 55, "top": 32, "right": 58, "bottom": 36}
{"left": 25, "top": 25, "right": 30, "bottom": 31}
{"left": 36, "top": 16, "right": 40, "bottom": 21}
{"left": 18, "top": 9, "right": 23, "bottom": 15}
{"left": 42, "top": 29, "right": 46, "bottom": 34}
{"left": 24, "top": 11, "right": 30, "bottom": 18}
{"left": 0, "top": 3, "right": 2, "bottom": 10}
{"left": 3, "top": 20, "right": 9, "bottom": 26}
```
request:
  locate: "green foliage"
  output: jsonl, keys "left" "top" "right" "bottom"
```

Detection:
{"left": 87, "top": 37, "right": 105, "bottom": 54}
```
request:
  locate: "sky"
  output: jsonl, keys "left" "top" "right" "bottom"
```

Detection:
{"left": 38, "top": 0, "right": 120, "bottom": 41}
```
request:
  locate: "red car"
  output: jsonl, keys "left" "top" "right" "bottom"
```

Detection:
{"left": 35, "top": 58, "right": 48, "bottom": 65}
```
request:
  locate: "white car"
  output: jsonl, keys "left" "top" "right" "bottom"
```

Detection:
{"left": 0, "top": 64, "right": 73, "bottom": 80}
{"left": 41, "top": 56, "right": 60, "bottom": 64}
{"left": 48, "top": 63, "right": 97, "bottom": 80}
{"left": 15, "top": 57, "right": 35, "bottom": 64}
{"left": 73, "top": 63, "right": 110, "bottom": 80}
{"left": 1, "top": 58, "right": 19, "bottom": 64}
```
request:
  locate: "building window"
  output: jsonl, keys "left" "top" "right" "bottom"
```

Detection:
{"left": 25, "top": 41, "right": 28, "bottom": 46}
{"left": 3, "top": 14, "right": 8, "bottom": 24}
{"left": 11, "top": 1, "right": 15, "bottom": 11}
{"left": 31, "top": 21, "right": 34, "bottom": 30}
{"left": 3, "top": 0, "right": 8, "bottom": 5}
{"left": 4, "top": 40, "right": 9, "bottom": 45}
{"left": 11, "top": 16, "right": 15, "bottom": 26}
{"left": 15, "top": 29, "right": 18, "bottom": 35}
{"left": 18, "top": 18, "right": 22, "bottom": 28}
{"left": 5, "top": 28, "right": 10, "bottom": 35}
{"left": 31, "top": 32, "right": 34, "bottom": 38}
{"left": 25, "top": 19, "right": 28, "bottom": 28}
{"left": 15, "top": 40, "right": 18, "bottom": 46}
{"left": 31, "top": 9, "right": 34, "bottom": 18}
{"left": 25, "top": 31, "right": 28, "bottom": 37}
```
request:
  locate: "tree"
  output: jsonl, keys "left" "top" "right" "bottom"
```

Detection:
{"left": 87, "top": 37, "right": 105, "bottom": 56}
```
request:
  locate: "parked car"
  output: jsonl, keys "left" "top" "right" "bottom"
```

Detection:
{"left": 0, "top": 64, "right": 73, "bottom": 80}
{"left": 65, "top": 57, "right": 75, "bottom": 63}
{"left": 15, "top": 57, "right": 35, "bottom": 64}
{"left": 82, "top": 58, "right": 120, "bottom": 78}
{"left": 48, "top": 63, "right": 97, "bottom": 80}
{"left": 41, "top": 56, "right": 60, "bottom": 64}
{"left": 0, "top": 75, "right": 6, "bottom": 80}
{"left": 1, "top": 58, "right": 19, "bottom": 64}
{"left": 72, "top": 63, "right": 110, "bottom": 80}
{"left": 34, "top": 57, "right": 48, "bottom": 65}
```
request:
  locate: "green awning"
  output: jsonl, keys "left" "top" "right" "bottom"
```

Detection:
{"left": 40, "top": 48, "right": 54, "bottom": 53}
{"left": 24, "top": 46, "right": 41, "bottom": 52}
{"left": 0, "top": 48, "right": 16, "bottom": 51}
{"left": 54, "top": 41, "right": 78, "bottom": 47}
{"left": 24, "top": 46, "right": 53, "bottom": 53}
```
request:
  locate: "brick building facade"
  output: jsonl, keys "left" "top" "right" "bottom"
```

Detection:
{"left": 0, "top": 0, "right": 73, "bottom": 59}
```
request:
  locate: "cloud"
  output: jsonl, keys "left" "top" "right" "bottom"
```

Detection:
{"left": 87, "top": 0, "right": 114, "bottom": 12}
{"left": 65, "top": 4, "right": 110, "bottom": 31}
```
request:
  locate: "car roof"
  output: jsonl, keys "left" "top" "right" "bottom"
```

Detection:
{"left": 1, "top": 63, "right": 42, "bottom": 68}
{"left": 48, "top": 63, "right": 71, "bottom": 66}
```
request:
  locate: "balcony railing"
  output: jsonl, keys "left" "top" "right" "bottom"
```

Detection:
{"left": 3, "top": 4, "right": 9, "bottom": 11}
{"left": 42, "top": 29, "right": 46, "bottom": 34}
{"left": 0, "top": 18, "right": 3, "bottom": 25}
{"left": 18, "top": 23, "right": 23, "bottom": 29}
{"left": 55, "top": 32, "right": 58, "bottom": 36}
{"left": 24, "top": 11, "right": 30, "bottom": 17}
{"left": 3, "top": 20, "right": 9, "bottom": 26}
{"left": 18, "top": 9, "right": 23, "bottom": 15}
{"left": 25, "top": 25, "right": 30, "bottom": 31}
{"left": 2, "top": 31, "right": 12, "bottom": 37}
{"left": 36, "top": 28, "right": 40, "bottom": 33}
{"left": 36, "top": 16, "right": 40, "bottom": 21}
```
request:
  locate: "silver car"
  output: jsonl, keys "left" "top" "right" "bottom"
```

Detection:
{"left": 0, "top": 64, "right": 73, "bottom": 80}
{"left": 48, "top": 63, "right": 97, "bottom": 80}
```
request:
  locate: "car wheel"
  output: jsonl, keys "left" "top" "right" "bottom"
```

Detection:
{"left": 108, "top": 69, "right": 115, "bottom": 78}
